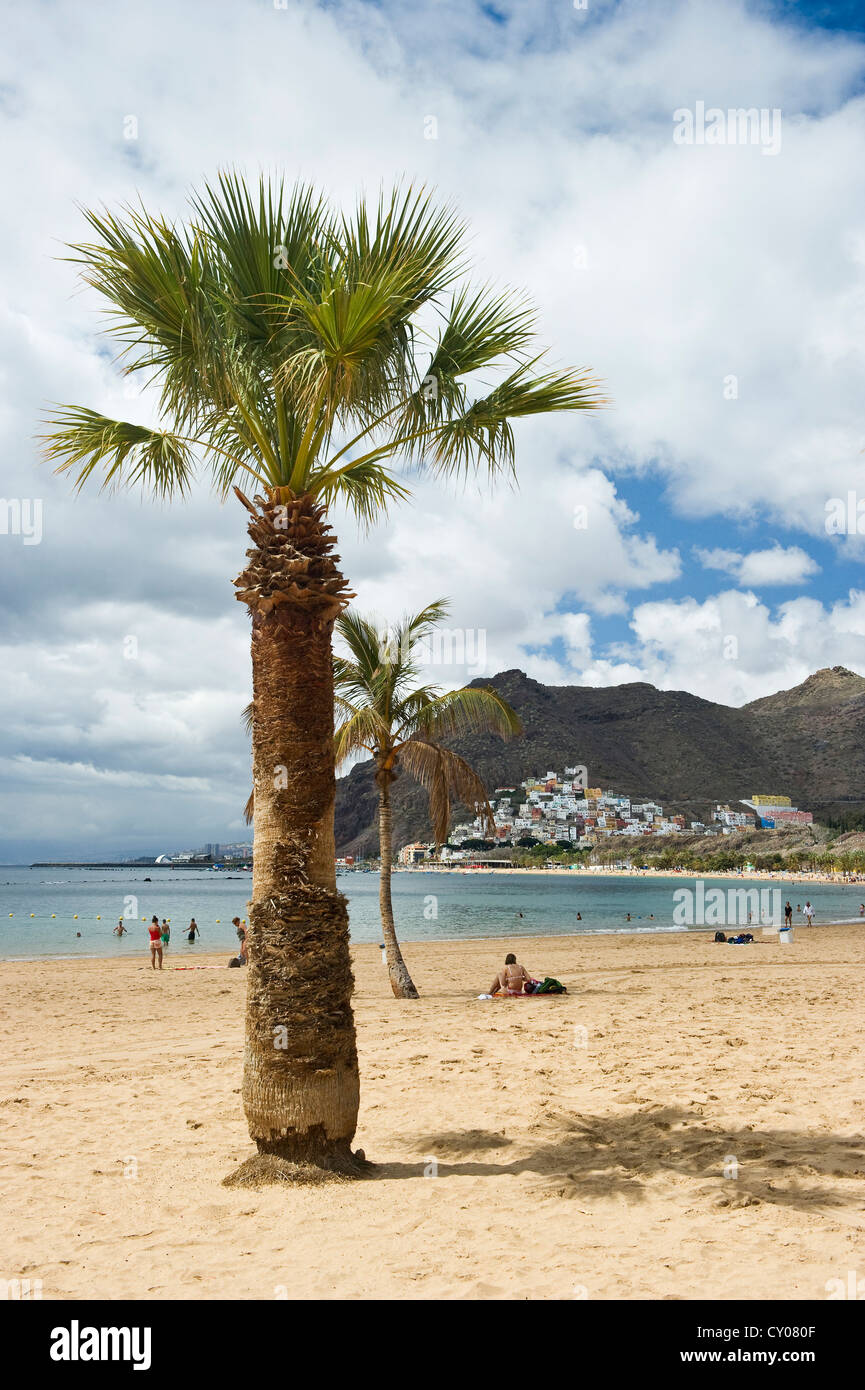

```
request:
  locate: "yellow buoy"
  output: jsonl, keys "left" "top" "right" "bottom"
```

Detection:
{"left": 30, "top": 913, "right": 35, "bottom": 917}
{"left": 96, "top": 915, "right": 101, "bottom": 920}
{"left": 74, "top": 914, "right": 78, "bottom": 920}
{"left": 51, "top": 913, "right": 56, "bottom": 918}
{"left": 8, "top": 913, "right": 12, "bottom": 917}
{"left": 215, "top": 919, "right": 220, "bottom": 923}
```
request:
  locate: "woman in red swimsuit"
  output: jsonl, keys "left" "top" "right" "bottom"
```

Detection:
{"left": 147, "top": 916, "right": 163, "bottom": 970}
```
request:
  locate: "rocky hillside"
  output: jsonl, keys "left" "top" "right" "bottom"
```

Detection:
{"left": 334, "top": 666, "right": 865, "bottom": 856}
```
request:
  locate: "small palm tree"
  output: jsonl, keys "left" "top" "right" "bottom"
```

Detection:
{"left": 41, "top": 173, "right": 602, "bottom": 1174}
{"left": 334, "top": 601, "right": 522, "bottom": 998}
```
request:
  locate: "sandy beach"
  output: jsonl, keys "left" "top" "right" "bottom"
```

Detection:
{"left": 1, "top": 926, "right": 863, "bottom": 1301}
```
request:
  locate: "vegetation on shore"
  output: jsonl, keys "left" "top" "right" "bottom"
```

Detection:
{"left": 509, "top": 833, "right": 865, "bottom": 875}
{"left": 334, "top": 601, "right": 521, "bottom": 997}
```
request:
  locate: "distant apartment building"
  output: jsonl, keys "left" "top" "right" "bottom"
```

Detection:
{"left": 740, "top": 795, "right": 812, "bottom": 828}
{"left": 397, "top": 842, "right": 431, "bottom": 865}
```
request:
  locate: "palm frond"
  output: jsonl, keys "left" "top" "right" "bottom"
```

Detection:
{"left": 40, "top": 407, "right": 196, "bottom": 498}
{"left": 421, "top": 358, "right": 606, "bottom": 480}
{"left": 393, "top": 599, "right": 451, "bottom": 654}
{"left": 334, "top": 613, "right": 389, "bottom": 688}
{"left": 241, "top": 700, "right": 254, "bottom": 735}
{"left": 340, "top": 184, "right": 467, "bottom": 324}
{"left": 334, "top": 706, "right": 388, "bottom": 768}
{"left": 407, "top": 685, "right": 524, "bottom": 742}
{"left": 398, "top": 739, "right": 494, "bottom": 846}
{"left": 430, "top": 284, "right": 537, "bottom": 378}
{"left": 313, "top": 456, "right": 411, "bottom": 526}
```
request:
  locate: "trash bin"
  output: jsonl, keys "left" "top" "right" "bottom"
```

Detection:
{"left": 779, "top": 926, "right": 794, "bottom": 945}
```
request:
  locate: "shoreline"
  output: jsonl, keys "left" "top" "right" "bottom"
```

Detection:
{"left": 3, "top": 917, "right": 863, "bottom": 965}
{"left": 393, "top": 865, "right": 865, "bottom": 885}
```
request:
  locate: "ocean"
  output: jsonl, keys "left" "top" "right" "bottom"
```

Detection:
{"left": 0, "top": 865, "right": 862, "bottom": 961}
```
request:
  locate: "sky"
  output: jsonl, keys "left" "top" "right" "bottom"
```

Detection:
{"left": 1, "top": 0, "right": 864, "bottom": 859}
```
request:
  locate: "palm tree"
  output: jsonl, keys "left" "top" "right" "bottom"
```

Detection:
{"left": 333, "top": 601, "right": 522, "bottom": 998}
{"left": 41, "top": 173, "right": 603, "bottom": 1174}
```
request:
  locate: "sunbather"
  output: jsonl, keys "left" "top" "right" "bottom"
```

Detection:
{"left": 489, "top": 953, "right": 534, "bottom": 996}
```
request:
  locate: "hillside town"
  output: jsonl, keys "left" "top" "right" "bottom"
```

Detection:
{"left": 397, "top": 769, "right": 812, "bottom": 864}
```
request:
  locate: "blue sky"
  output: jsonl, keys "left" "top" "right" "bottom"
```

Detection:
{"left": 1, "top": 0, "right": 864, "bottom": 856}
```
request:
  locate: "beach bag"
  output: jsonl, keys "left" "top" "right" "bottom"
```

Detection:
{"left": 714, "top": 931, "right": 726, "bottom": 942}
{"left": 534, "top": 976, "right": 567, "bottom": 994}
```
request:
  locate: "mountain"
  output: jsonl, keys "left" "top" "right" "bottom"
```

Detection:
{"left": 334, "top": 666, "right": 865, "bottom": 855}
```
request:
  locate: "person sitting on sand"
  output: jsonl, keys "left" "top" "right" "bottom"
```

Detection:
{"left": 488, "top": 953, "right": 534, "bottom": 996}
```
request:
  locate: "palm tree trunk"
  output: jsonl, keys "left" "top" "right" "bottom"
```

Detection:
{"left": 234, "top": 491, "right": 363, "bottom": 1171}
{"left": 378, "top": 777, "right": 419, "bottom": 999}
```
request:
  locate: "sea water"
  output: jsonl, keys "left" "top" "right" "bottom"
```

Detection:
{"left": 0, "top": 865, "right": 862, "bottom": 962}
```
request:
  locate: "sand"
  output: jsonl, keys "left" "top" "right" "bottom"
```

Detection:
{"left": 1, "top": 927, "right": 863, "bottom": 1300}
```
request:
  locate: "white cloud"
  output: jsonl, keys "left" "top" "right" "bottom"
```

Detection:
{"left": 694, "top": 543, "right": 820, "bottom": 586}
{"left": 3, "top": 0, "right": 865, "bottom": 852}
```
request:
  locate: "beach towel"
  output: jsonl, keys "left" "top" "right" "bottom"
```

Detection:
{"left": 491, "top": 977, "right": 567, "bottom": 997}
{"left": 171, "top": 965, "right": 226, "bottom": 971}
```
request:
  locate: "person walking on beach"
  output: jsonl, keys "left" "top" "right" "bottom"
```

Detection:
{"left": 804, "top": 901, "right": 815, "bottom": 926}
{"left": 187, "top": 918, "right": 200, "bottom": 942}
{"left": 147, "top": 916, "right": 163, "bottom": 970}
{"left": 160, "top": 918, "right": 170, "bottom": 950}
{"left": 233, "top": 916, "right": 246, "bottom": 945}
{"left": 784, "top": 901, "right": 793, "bottom": 928}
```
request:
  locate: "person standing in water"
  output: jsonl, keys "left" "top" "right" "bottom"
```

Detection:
{"left": 113, "top": 919, "right": 127, "bottom": 937}
{"left": 148, "top": 916, "right": 163, "bottom": 970}
{"left": 187, "top": 918, "right": 200, "bottom": 942}
{"left": 160, "top": 918, "right": 171, "bottom": 950}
